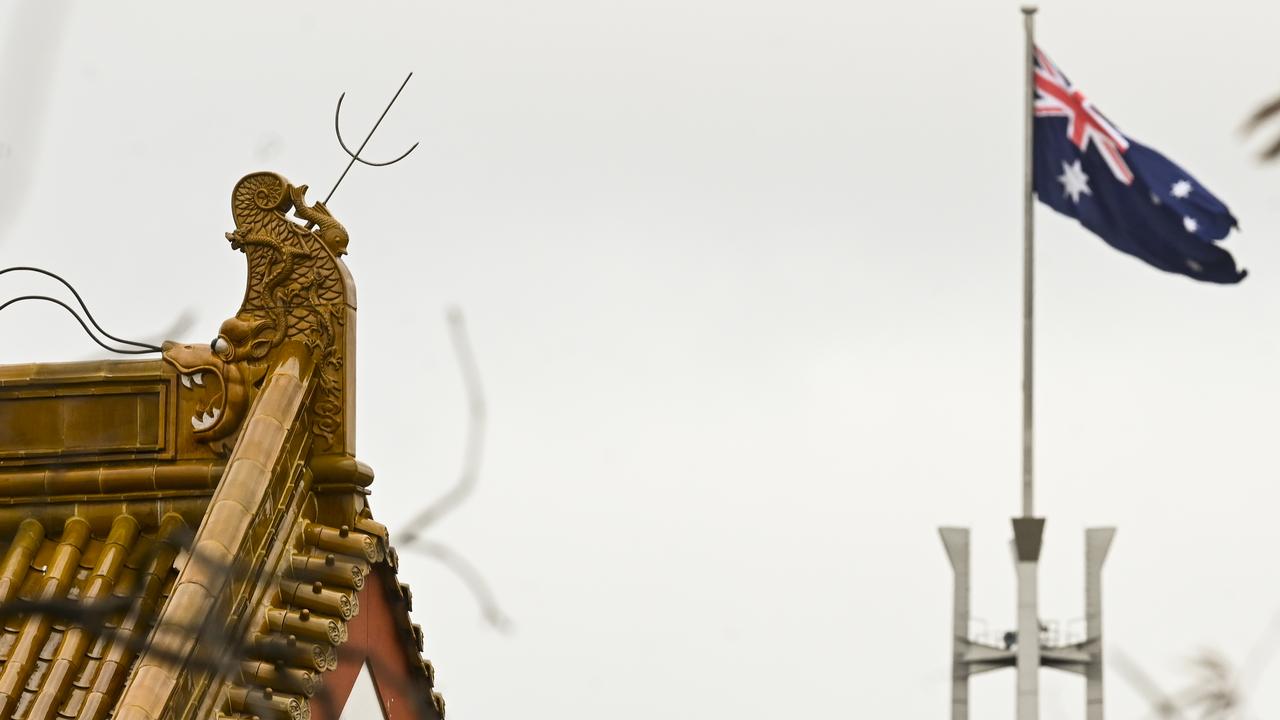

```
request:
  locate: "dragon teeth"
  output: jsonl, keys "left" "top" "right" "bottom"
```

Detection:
{"left": 190, "top": 407, "right": 222, "bottom": 432}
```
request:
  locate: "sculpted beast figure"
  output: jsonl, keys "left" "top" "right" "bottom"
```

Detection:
{"left": 163, "top": 172, "right": 356, "bottom": 456}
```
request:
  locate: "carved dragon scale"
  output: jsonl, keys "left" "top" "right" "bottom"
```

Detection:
{"left": 163, "top": 172, "right": 356, "bottom": 458}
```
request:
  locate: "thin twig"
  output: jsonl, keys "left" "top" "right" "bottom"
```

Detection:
{"left": 1110, "top": 647, "right": 1188, "bottom": 719}
{"left": 1243, "top": 95, "right": 1280, "bottom": 161}
{"left": 400, "top": 307, "right": 487, "bottom": 541}
{"left": 415, "top": 539, "right": 513, "bottom": 633}
{"left": 395, "top": 306, "right": 512, "bottom": 631}
{"left": 139, "top": 308, "right": 196, "bottom": 348}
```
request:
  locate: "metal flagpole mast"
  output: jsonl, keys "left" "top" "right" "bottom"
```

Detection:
{"left": 1021, "top": 5, "right": 1037, "bottom": 519}
{"left": 939, "top": 18, "right": 1113, "bottom": 719}
{"left": 1013, "top": 9, "right": 1044, "bottom": 720}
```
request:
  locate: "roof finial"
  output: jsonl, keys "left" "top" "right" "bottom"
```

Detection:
{"left": 323, "top": 73, "right": 420, "bottom": 208}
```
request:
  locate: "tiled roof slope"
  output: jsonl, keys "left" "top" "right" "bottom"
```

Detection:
{"left": 115, "top": 347, "right": 317, "bottom": 719}
{"left": 0, "top": 379, "right": 444, "bottom": 720}
{"left": 218, "top": 517, "right": 444, "bottom": 720}
{"left": 0, "top": 350, "right": 444, "bottom": 720}
{"left": 0, "top": 513, "right": 186, "bottom": 720}
{"left": 110, "top": 346, "right": 442, "bottom": 720}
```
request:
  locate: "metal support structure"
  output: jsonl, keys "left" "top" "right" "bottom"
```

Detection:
{"left": 940, "top": 528, "right": 971, "bottom": 720}
{"left": 935, "top": 8, "right": 1120, "bottom": 719}
{"left": 1012, "top": 518, "right": 1045, "bottom": 720}
{"left": 939, "top": 525, "right": 1115, "bottom": 720}
{"left": 1085, "top": 528, "right": 1116, "bottom": 720}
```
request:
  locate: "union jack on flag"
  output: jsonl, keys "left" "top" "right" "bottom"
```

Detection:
{"left": 1031, "top": 47, "right": 1245, "bottom": 283}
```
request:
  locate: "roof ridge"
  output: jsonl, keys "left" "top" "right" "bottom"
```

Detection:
{"left": 115, "top": 347, "right": 315, "bottom": 720}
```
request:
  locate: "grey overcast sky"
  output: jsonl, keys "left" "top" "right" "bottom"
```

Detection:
{"left": 1, "top": 0, "right": 1279, "bottom": 717}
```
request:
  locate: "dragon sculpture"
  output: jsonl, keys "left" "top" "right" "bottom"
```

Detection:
{"left": 163, "top": 171, "right": 357, "bottom": 457}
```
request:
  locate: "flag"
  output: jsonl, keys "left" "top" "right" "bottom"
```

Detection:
{"left": 1032, "top": 47, "right": 1246, "bottom": 283}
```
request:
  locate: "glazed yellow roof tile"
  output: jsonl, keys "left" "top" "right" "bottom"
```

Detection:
{"left": 0, "top": 513, "right": 185, "bottom": 720}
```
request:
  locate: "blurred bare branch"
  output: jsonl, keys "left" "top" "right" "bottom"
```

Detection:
{"left": 1244, "top": 95, "right": 1280, "bottom": 161}
{"left": 1112, "top": 648, "right": 1188, "bottom": 720}
{"left": 1238, "top": 606, "right": 1280, "bottom": 698}
{"left": 1181, "top": 649, "right": 1243, "bottom": 719}
{"left": 400, "top": 306, "right": 487, "bottom": 540}
{"left": 396, "top": 306, "right": 512, "bottom": 633}
{"left": 138, "top": 308, "right": 197, "bottom": 348}
{"left": 414, "top": 539, "right": 513, "bottom": 632}
{"left": 0, "top": 2, "right": 71, "bottom": 244}
{"left": 1113, "top": 642, "right": 1279, "bottom": 720}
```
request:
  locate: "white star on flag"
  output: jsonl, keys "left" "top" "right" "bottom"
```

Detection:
{"left": 1183, "top": 216, "right": 1198, "bottom": 233}
{"left": 1057, "top": 159, "right": 1091, "bottom": 204}
{"left": 1171, "top": 179, "right": 1193, "bottom": 198}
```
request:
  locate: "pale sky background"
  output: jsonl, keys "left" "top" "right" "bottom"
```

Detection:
{"left": 0, "top": 0, "right": 1279, "bottom": 717}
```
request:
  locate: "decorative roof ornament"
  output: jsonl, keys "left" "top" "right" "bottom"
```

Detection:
{"left": 0, "top": 74, "right": 443, "bottom": 720}
{"left": 326, "top": 73, "right": 419, "bottom": 205}
{"left": 164, "top": 173, "right": 355, "bottom": 456}
{"left": 162, "top": 75, "right": 418, "bottom": 458}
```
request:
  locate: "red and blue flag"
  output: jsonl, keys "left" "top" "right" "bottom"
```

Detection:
{"left": 1032, "top": 48, "right": 1246, "bottom": 283}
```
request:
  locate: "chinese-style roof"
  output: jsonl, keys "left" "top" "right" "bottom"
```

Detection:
{"left": 0, "top": 172, "right": 445, "bottom": 719}
{"left": 0, "top": 512, "right": 183, "bottom": 720}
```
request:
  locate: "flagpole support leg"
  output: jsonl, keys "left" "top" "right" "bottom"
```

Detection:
{"left": 1085, "top": 528, "right": 1116, "bottom": 720}
{"left": 940, "top": 528, "right": 972, "bottom": 720}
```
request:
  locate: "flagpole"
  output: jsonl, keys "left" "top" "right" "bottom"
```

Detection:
{"left": 1021, "top": 5, "right": 1037, "bottom": 519}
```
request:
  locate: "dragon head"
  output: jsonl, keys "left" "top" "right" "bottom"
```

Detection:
{"left": 165, "top": 172, "right": 356, "bottom": 455}
{"left": 162, "top": 315, "right": 274, "bottom": 445}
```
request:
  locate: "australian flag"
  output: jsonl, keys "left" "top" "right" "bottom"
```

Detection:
{"left": 1033, "top": 47, "right": 1245, "bottom": 283}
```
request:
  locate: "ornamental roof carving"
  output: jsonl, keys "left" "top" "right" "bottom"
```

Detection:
{"left": 0, "top": 173, "right": 443, "bottom": 720}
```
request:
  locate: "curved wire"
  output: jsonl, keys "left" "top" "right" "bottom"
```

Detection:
{"left": 0, "top": 296, "right": 160, "bottom": 354}
{"left": 0, "top": 266, "right": 161, "bottom": 350}
{"left": 323, "top": 73, "right": 419, "bottom": 207}
{"left": 334, "top": 91, "right": 420, "bottom": 167}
